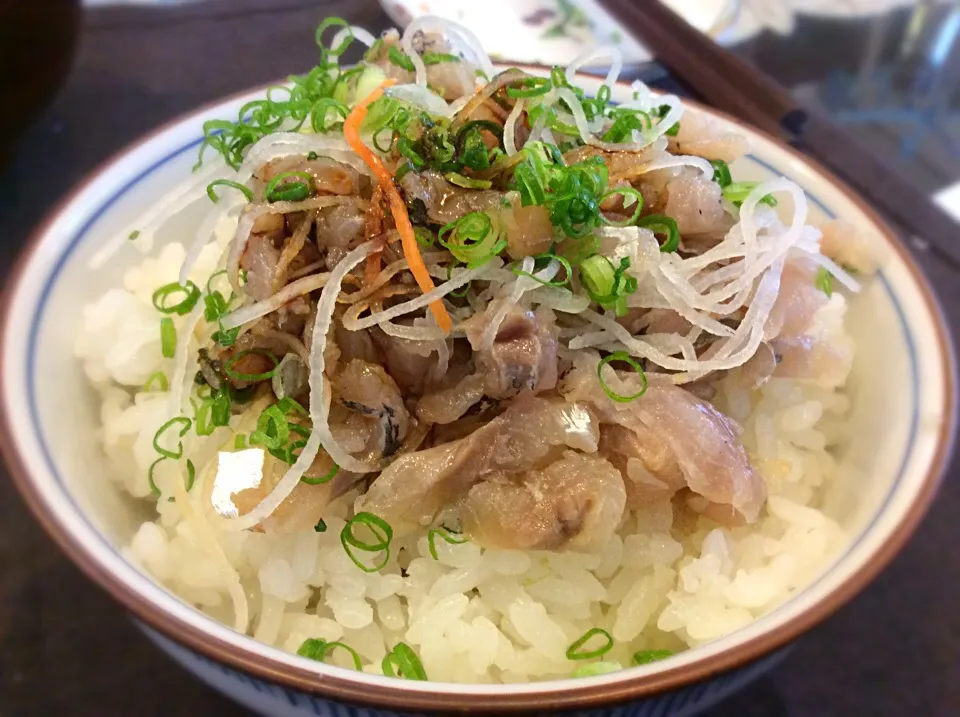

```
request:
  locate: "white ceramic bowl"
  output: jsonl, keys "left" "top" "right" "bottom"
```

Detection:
{"left": 1, "top": 74, "right": 955, "bottom": 717}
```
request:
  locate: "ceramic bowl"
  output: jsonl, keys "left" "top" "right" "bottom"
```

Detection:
{"left": 1, "top": 73, "right": 955, "bottom": 717}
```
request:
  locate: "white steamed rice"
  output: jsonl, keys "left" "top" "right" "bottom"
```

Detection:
{"left": 76, "top": 227, "right": 851, "bottom": 683}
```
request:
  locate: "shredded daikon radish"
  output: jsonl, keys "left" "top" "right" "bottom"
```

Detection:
{"left": 504, "top": 97, "right": 527, "bottom": 156}
{"left": 224, "top": 242, "right": 376, "bottom": 532}
{"left": 178, "top": 193, "right": 245, "bottom": 287}
{"left": 330, "top": 25, "right": 376, "bottom": 54}
{"left": 169, "top": 299, "right": 209, "bottom": 417}
{"left": 220, "top": 272, "right": 331, "bottom": 329}
{"left": 478, "top": 257, "right": 560, "bottom": 350}
{"left": 387, "top": 84, "right": 452, "bottom": 117}
{"left": 343, "top": 260, "right": 500, "bottom": 331}
{"left": 89, "top": 159, "right": 225, "bottom": 269}
{"left": 402, "top": 17, "right": 493, "bottom": 87}
{"left": 565, "top": 47, "right": 623, "bottom": 90}
{"left": 237, "top": 133, "right": 372, "bottom": 179}
{"left": 637, "top": 154, "right": 714, "bottom": 179}
{"left": 168, "top": 459, "right": 249, "bottom": 632}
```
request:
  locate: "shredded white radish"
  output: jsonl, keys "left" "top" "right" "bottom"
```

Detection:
{"left": 401, "top": 16, "right": 494, "bottom": 87}
{"left": 90, "top": 159, "right": 225, "bottom": 269}
{"left": 343, "top": 260, "right": 500, "bottom": 331}
{"left": 637, "top": 154, "right": 714, "bottom": 179}
{"left": 167, "top": 460, "right": 249, "bottom": 632}
{"left": 478, "top": 258, "right": 560, "bottom": 350}
{"left": 330, "top": 25, "right": 376, "bottom": 54}
{"left": 504, "top": 97, "right": 527, "bottom": 156}
{"left": 237, "top": 133, "right": 372, "bottom": 179}
{"left": 169, "top": 300, "right": 208, "bottom": 417}
{"left": 220, "top": 272, "right": 331, "bottom": 329}
{"left": 225, "top": 242, "right": 376, "bottom": 532}
{"left": 565, "top": 47, "right": 623, "bottom": 89}
{"left": 179, "top": 193, "right": 245, "bottom": 286}
{"left": 386, "top": 84, "right": 452, "bottom": 117}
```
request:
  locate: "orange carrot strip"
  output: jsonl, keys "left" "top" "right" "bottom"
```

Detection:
{"left": 343, "top": 79, "right": 452, "bottom": 333}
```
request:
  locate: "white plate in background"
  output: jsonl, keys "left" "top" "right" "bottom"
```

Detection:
{"left": 378, "top": 0, "right": 742, "bottom": 66}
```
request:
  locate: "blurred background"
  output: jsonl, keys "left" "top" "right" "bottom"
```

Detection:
{"left": 1, "top": 1, "right": 958, "bottom": 715}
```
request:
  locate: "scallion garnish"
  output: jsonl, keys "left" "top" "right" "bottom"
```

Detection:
{"left": 444, "top": 172, "right": 492, "bottom": 190}
{"left": 580, "top": 255, "right": 637, "bottom": 316}
{"left": 152, "top": 281, "right": 201, "bottom": 316}
{"left": 223, "top": 349, "right": 280, "bottom": 382}
{"left": 815, "top": 266, "right": 833, "bottom": 296}
{"left": 427, "top": 527, "right": 468, "bottom": 560}
{"left": 144, "top": 371, "right": 169, "bottom": 392}
{"left": 506, "top": 76, "right": 552, "bottom": 98}
{"left": 656, "top": 104, "right": 680, "bottom": 136}
{"left": 300, "top": 460, "right": 340, "bottom": 485}
{"left": 597, "top": 352, "right": 648, "bottom": 403}
{"left": 710, "top": 159, "right": 732, "bottom": 188}
{"left": 632, "top": 649, "right": 674, "bottom": 666}
{"left": 206, "top": 179, "right": 254, "bottom": 203}
{"left": 234, "top": 434, "right": 247, "bottom": 450}
{"left": 297, "top": 638, "right": 362, "bottom": 671}
{"left": 638, "top": 214, "right": 680, "bottom": 253}
{"left": 153, "top": 416, "right": 192, "bottom": 459}
{"left": 438, "top": 212, "right": 506, "bottom": 268}
{"left": 722, "top": 182, "right": 777, "bottom": 208}
{"left": 565, "top": 628, "right": 614, "bottom": 661}
{"left": 382, "top": 642, "right": 428, "bottom": 681}
{"left": 341, "top": 512, "right": 393, "bottom": 572}
{"left": 160, "top": 318, "right": 176, "bottom": 358}
{"left": 147, "top": 456, "right": 195, "bottom": 497}
{"left": 387, "top": 45, "right": 416, "bottom": 72}
{"left": 423, "top": 51, "right": 460, "bottom": 65}
{"left": 314, "top": 519, "right": 327, "bottom": 533}
{"left": 264, "top": 171, "right": 315, "bottom": 203}
{"left": 128, "top": 230, "right": 140, "bottom": 241}
{"left": 573, "top": 661, "right": 621, "bottom": 678}
{"left": 599, "top": 186, "right": 644, "bottom": 227}
{"left": 195, "top": 387, "right": 232, "bottom": 436}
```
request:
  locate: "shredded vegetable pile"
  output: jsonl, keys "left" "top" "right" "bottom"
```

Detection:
{"left": 97, "top": 16, "right": 870, "bottom": 677}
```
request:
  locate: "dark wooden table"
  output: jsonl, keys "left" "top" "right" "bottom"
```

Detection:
{"left": 1, "top": 1, "right": 958, "bottom": 715}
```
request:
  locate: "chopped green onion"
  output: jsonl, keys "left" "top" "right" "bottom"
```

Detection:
{"left": 213, "top": 326, "right": 240, "bottom": 347}
{"left": 306, "top": 151, "right": 319, "bottom": 160}
{"left": 632, "top": 649, "right": 674, "bottom": 666}
{"left": 423, "top": 51, "right": 460, "bottom": 65}
{"left": 722, "top": 182, "right": 777, "bottom": 208}
{"left": 223, "top": 349, "right": 280, "bottom": 382}
{"left": 314, "top": 519, "right": 327, "bottom": 533}
{"left": 195, "top": 388, "right": 232, "bottom": 436}
{"left": 250, "top": 404, "right": 290, "bottom": 450}
{"left": 506, "top": 76, "right": 552, "bottom": 98}
{"left": 160, "top": 318, "right": 176, "bottom": 358}
{"left": 638, "top": 214, "right": 680, "bottom": 253}
{"left": 144, "top": 371, "right": 169, "bottom": 392}
{"left": 309, "top": 97, "right": 349, "bottom": 134}
{"left": 565, "top": 628, "right": 614, "bottom": 661}
{"left": 414, "top": 227, "right": 436, "bottom": 248}
{"left": 438, "top": 212, "right": 506, "bottom": 268}
{"left": 341, "top": 512, "right": 393, "bottom": 572}
{"left": 710, "top": 159, "right": 732, "bottom": 188}
{"left": 580, "top": 255, "right": 637, "bottom": 315}
{"left": 234, "top": 434, "right": 247, "bottom": 450}
{"left": 427, "top": 527, "right": 468, "bottom": 560}
{"left": 128, "top": 230, "right": 140, "bottom": 241}
{"left": 297, "top": 638, "right": 362, "bottom": 671}
{"left": 597, "top": 352, "right": 648, "bottom": 403}
{"left": 300, "top": 460, "right": 340, "bottom": 485}
{"left": 206, "top": 179, "right": 253, "bottom": 203}
{"left": 602, "top": 108, "right": 651, "bottom": 143}
{"left": 387, "top": 45, "right": 415, "bottom": 72}
{"left": 511, "top": 253, "right": 572, "bottom": 288}
{"left": 152, "top": 281, "right": 201, "bottom": 316}
{"left": 264, "top": 171, "right": 314, "bottom": 203}
{"left": 444, "top": 172, "right": 492, "bottom": 190}
{"left": 147, "top": 456, "right": 195, "bottom": 497}
{"left": 153, "top": 416, "right": 192, "bottom": 459}
{"left": 573, "top": 661, "right": 622, "bottom": 678}
{"left": 382, "top": 642, "right": 428, "bottom": 681}
{"left": 815, "top": 266, "right": 833, "bottom": 297}
{"left": 599, "top": 187, "right": 644, "bottom": 226}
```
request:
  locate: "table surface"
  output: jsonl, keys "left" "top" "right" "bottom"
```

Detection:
{"left": 1, "top": 1, "right": 959, "bottom": 715}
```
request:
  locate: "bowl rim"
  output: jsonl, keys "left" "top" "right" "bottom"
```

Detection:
{"left": 1, "top": 73, "right": 956, "bottom": 713}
